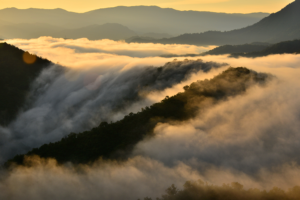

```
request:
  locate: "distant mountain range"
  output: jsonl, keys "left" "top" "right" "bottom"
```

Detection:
{"left": 129, "top": 0, "right": 300, "bottom": 45}
{"left": 0, "top": 6, "right": 269, "bottom": 40}
{"left": 0, "top": 23, "right": 65, "bottom": 39}
{"left": 0, "top": 22, "right": 138, "bottom": 40}
{"left": 53, "top": 23, "right": 137, "bottom": 40}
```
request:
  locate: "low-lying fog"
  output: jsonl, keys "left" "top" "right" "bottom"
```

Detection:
{"left": 1, "top": 37, "right": 300, "bottom": 200}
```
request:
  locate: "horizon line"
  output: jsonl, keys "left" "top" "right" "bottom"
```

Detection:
{"left": 0, "top": 6, "right": 271, "bottom": 15}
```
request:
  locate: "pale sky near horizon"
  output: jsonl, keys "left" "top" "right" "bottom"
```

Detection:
{"left": 0, "top": 0, "right": 295, "bottom": 13}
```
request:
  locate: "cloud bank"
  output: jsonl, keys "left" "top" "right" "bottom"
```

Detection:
{"left": 1, "top": 38, "right": 300, "bottom": 199}
{"left": 5, "top": 37, "right": 215, "bottom": 62}
{"left": 0, "top": 38, "right": 224, "bottom": 163}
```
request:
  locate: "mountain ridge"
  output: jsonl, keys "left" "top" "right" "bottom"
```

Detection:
{"left": 52, "top": 23, "right": 137, "bottom": 40}
{"left": 0, "top": 6, "right": 269, "bottom": 36}
{"left": 129, "top": 1, "right": 300, "bottom": 45}
{"left": 2, "top": 6, "right": 269, "bottom": 15}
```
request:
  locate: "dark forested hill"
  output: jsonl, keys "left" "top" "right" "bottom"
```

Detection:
{"left": 202, "top": 40, "right": 300, "bottom": 57}
{"left": 203, "top": 43, "right": 270, "bottom": 55}
{"left": 130, "top": 0, "right": 300, "bottom": 45}
{"left": 231, "top": 39, "right": 300, "bottom": 57}
{"left": 0, "top": 43, "right": 51, "bottom": 125}
{"left": 6, "top": 67, "right": 271, "bottom": 165}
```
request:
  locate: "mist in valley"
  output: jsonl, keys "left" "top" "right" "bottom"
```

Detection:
{"left": 0, "top": 36, "right": 300, "bottom": 199}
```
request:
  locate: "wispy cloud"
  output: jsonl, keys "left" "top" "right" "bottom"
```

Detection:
{"left": 5, "top": 37, "right": 215, "bottom": 67}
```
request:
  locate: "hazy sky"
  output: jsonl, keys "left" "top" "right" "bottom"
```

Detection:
{"left": 0, "top": 0, "right": 295, "bottom": 13}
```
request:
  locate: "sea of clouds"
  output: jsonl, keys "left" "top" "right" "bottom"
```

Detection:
{"left": 1, "top": 37, "right": 300, "bottom": 200}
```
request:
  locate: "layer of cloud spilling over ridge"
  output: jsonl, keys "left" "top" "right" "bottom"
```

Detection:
{"left": 1, "top": 38, "right": 300, "bottom": 199}
{"left": 0, "top": 38, "right": 225, "bottom": 164}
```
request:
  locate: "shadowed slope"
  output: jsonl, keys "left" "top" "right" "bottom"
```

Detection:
{"left": 0, "top": 43, "right": 51, "bottom": 125}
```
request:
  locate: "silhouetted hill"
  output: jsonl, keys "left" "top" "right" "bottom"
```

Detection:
{"left": 198, "top": 40, "right": 300, "bottom": 58}
{"left": 0, "top": 8, "right": 77, "bottom": 27}
{"left": 131, "top": 1, "right": 300, "bottom": 45}
{"left": 0, "top": 43, "right": 51, "bottom": 125}
{"left": 203, "top": 43, "right": 270, "bottom": 55}
{"left": 0, "top": 6, "right": 269, "bottom": 36}
{"left": 0, "top": 23, "right": 65, "bottom": 39}
{"left": 85, "top": 6, "right": 268, "bottom": 35}
{"left": 0, "top": 22, "right": 171, "bottom": 41}
{"left": 6, "top": 67, "right": 271, "bottom": 165}
{"left": 231, "top": 39, "right": 300, "bottom": 57}
{"left": 0, "top": 22, "right": 137, "bottom": 40}
{"left": 141, "top": 32, "right": 173, "bottom": 39}
{"left": 167, "top": 40, "right": 300, "bottom": 58}
{"left": 53, "top": 23, "right": 137, "bottom": 40}
{"left": 126, "top": 32, "right": 173, "bottom": 42}
{"left": 158, "top": 42, "right": 270, "bottom": 58}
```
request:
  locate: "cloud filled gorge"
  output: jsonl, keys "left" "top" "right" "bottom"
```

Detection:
{"left": 2, "top": 38, "right": 300, "bottom": 199}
